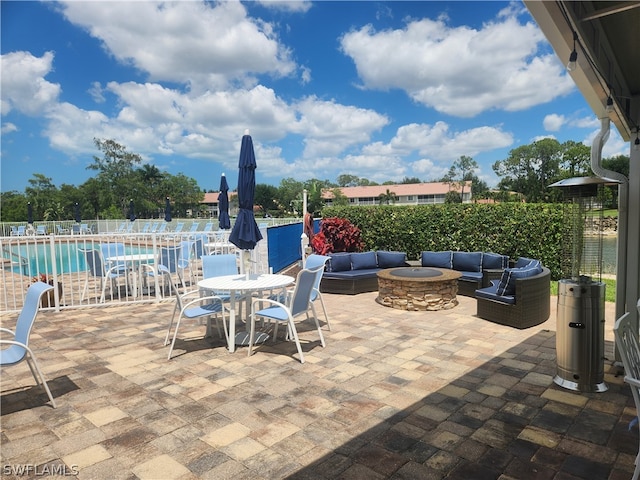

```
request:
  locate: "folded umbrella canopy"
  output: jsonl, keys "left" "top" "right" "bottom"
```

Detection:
{"left": 128, "top": 200, "right": 136, "bottom": 222}
{"left": 218, "top": 173, "right": 231, "bottom": 230}
{"left": 27, "top": 202, "right": 33, "bottom": 225}
{"left": 74, "top": 203, "right": 81, "bottom": 224}
{"left": 164, "top": 197, "right": 172, "bottom": 222}
{"left": 229, "top": 131, "right": 263, "bottom": 251}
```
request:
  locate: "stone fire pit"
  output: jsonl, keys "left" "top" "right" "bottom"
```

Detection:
{"left": 376, "top": 267, "right": 462, "bottom": 311}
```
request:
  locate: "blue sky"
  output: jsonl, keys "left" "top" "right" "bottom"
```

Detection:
{"left": 0, "top": 1, "right": 630, "bottom": 194}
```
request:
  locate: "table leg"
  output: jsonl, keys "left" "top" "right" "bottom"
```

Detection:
{"left": 228, "top": 291, "right": 236, "bottom": 353}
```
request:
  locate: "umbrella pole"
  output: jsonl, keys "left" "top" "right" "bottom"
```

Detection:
{"left": 240, "top": 250, "right": 252, "bottom": 277}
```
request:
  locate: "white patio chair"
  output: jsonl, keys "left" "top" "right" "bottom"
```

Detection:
{"left": 160, "top": 266, "right": 227, "bottom": 360}
{"left": 248, "top": 266, "right": 326, "bottom": 363}
{"left": 0, "top": 281, "right": 57, "bottom": 407}
{"left": 79, "top": 248, "right": 128, "bottom": 303}
{"left": 304, "top": 254, "right": 331, "bottom": 330}
{"left": 614, "top": 309, "right": 640, "bottom": 480}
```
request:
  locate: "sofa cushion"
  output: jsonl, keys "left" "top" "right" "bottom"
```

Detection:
{"left": 453, "top": 251, "right": 482, "bottom": 272}
{"left": 376, "top": 250, "right": 406, "bottom": 268}
{"left": 476, "top": 282, "right": 516, "bottom": 305}
{"left": 515, "top": 257, "right": 536, "bottom": 268}
{"left": 496, "top": 264, "right": 543, "bottom": 296}
{"left": 482, "top": 252, "right": 509, "bottom": 270}
{"left": 351, "top": 251, "right": 378, "bottom": 270}
{"left": 459, "top": 271, "right": 483, "bottom": 281}
{"left": 328, "top": 253, "right": 351, "bottom": 272}
{"left": 323, "top": 268, "right": 379, "bottom": 280}
{"left": 421, "top": 251, "right": 453, "bottom": 269}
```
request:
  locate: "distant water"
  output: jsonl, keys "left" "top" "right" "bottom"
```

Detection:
{"left": 602, "top": 236, "right": 617, "bottom": 274}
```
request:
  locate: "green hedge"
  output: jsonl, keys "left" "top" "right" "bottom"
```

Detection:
{"left": 321, "top": 203, "right": 565, "bottom": 280}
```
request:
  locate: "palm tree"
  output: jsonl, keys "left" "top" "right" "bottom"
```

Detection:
{"left": 378, "top": 189, "right": 396, "bottom": 205}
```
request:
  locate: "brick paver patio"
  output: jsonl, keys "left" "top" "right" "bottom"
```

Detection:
{"left": 1, "top": 291, "right": 636, "bottom": 479}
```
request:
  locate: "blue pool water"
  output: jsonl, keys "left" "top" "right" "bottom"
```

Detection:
{"left": 9, "top": 243, "right": 151, "bottom": 277}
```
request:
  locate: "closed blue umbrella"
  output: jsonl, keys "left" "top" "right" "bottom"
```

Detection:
{"left": 128, "top": 199, "right": 136, "bottom": 222}
{"left": 74, "top": 203, "right": 81, "bottom": 223}
{"left": 164, "top": 197, "right": 172, "bottom": 222}
{"left": 218, "top": 173, "right": 231, "bottom": 230}
{"left": 27, "top": 202, "right": 33, "bottom": 224}
{"left": 229, "top": 131, "right": 263, "bottom": 250}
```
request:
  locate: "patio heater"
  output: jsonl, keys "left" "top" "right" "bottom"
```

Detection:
{"left": 550, "top": 176, "right": 617, "bottom": 393}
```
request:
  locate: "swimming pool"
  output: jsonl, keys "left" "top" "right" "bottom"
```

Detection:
{"left": 7, "top": 242, "right": 152, "bottom": 277}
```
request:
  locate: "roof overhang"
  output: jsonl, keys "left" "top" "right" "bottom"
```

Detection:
{"left": 525, "top": 1, "right": 640, "bottom": 141}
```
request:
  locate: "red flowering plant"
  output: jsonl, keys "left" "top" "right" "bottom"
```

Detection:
{"left": 310, "top": 217, "right": 364, "bottom": 255}
{"left": 31, "top": 273, "right": 55, "bottom": 285}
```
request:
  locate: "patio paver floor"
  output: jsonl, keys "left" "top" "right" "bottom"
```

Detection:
{"left": 0, "top": 290, "right": 636, "bottom": 479}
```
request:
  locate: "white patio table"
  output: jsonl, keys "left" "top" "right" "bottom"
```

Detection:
{"left": 197, "top": 273, "right": 294, "bottom": 353}
{"left": 106, "top": 253, "right": 157, "bottom": 298}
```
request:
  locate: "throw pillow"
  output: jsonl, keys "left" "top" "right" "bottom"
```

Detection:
{"left": 350, "top": 251, "right": 378, "bottom": 270}
{"left": 328, "top": 253, "right": 352, "bottom": 272}
{"left": 482, "top": 252, "right": 508, "bottom": 269}
{"left": 515, "top": 257, "right": 536, "bottom": 268}
{"left": 376, "top": 251, "right": 406, "bottom": 268}
{"left": 421, "top": 251, "right": 453, "bottom": 269}
{"left": 496, "top": 264, "right": 543, "bottom": 296}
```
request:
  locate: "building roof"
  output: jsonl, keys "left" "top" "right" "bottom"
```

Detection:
{"left": 322, "top": 181, "right": 472, "bottom": 199}
{"left": 201, "top": 191, "right": 236, "bottom": 205}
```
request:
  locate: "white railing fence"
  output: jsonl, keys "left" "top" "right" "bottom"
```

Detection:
{"left": 0, "top": 217, "right": 294, "bottom": 238}
{"left": 0, "top": 230, "right": 270, "bottom": 314}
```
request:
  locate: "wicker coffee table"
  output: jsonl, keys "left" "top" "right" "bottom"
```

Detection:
{"left": 376, "top": 267, "right": 461, "bottom": 311}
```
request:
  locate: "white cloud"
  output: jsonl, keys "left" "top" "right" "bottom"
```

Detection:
{"left": 57, "top": 1, "right": 298, "bottom": 90}
{"left": 1, "top": 122, "right": 18, "bottom": 134}
{"left": 543, "top": 113, "right": 566, "bottom": 131}
{"left": 88, "top": 82, "right": 106, "bottom": 103}
{"left": 340, "top": 9, "right": 575, "bottom": 117}
{"left": 531, "top": 134, "right": 556, "bottom": 142}
{"left": 571, "top": 115, "right": 599, "bottom": 129}
{"left": 255, "top": 0, "right": 312, "bottom": 13}
{"left": 294, "top": 96, "right": 389, "bottom": 157}
{"left": 365, "top": 122, "right": 513, "bottom": 162}
{"left": 584, "top": 127, "right": 629, "bottom": 159}
{"left": 0, "top": 51, "right": 61, "bottom": 115}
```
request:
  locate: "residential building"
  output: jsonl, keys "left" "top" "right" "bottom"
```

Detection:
{"left": 322, "top": 181, "right": 472, "bottom": 207}
{"left": 200, "top": 191, "right": 238, "bottom": 218}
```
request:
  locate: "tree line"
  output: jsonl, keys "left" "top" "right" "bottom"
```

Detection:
{"left": 0, "top": 137, "right": 630, "bottom": 223}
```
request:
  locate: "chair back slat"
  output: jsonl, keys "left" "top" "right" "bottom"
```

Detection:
{"left": 304, "top": 255, "right": 329, "bottom": 301}
{"left": 15, "top": 282, "right": 54, "bottom": 346}
{"left": 290, "top": 266, "right": 323, "bottom": 316}
{"left": 202, "top": 254, "right": 238, "bottom": 278}
{"left": 159, "top": 245, "right": 182, "bottom": 273}
{"left": 80, "top": 248, "right": 104, "bottom": 277}
{"left": 615, "top": 312, "right": 640, "bottom": 384}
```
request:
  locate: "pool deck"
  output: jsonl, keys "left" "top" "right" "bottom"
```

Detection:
{"left": 0, "top": 289, "right": 636, "bottom": 479}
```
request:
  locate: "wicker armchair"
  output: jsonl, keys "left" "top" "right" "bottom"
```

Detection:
{"left": 476, "top": 267, "right": 551, "bottom": 329}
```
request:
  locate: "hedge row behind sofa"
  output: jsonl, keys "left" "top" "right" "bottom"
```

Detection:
{"left": 320, "top": 250, "right": 408, "bottom": 295}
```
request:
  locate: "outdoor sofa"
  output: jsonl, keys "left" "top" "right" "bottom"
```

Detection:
{"left": 475, "top": 258, "right": 551, "bottom": 328}
{"left": 420, "top": 251, "right": 510, "bottom": 297}
{"left": 319, "top": 250, "right": 409, "bottom": 295}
